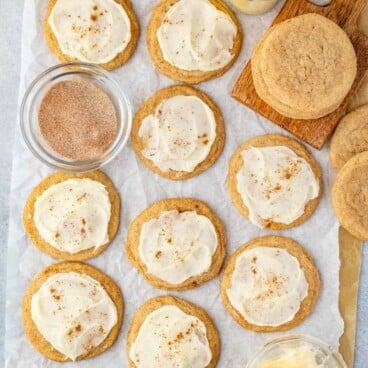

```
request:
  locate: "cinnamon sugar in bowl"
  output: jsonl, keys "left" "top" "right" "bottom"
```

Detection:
{"left": 21, "top": 63, "right": 132, "bottom": 172}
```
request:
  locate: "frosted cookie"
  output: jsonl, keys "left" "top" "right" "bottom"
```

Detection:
{"left": 228, "top": 134, "right": 322, "bottom": 230}
{"left": 332, "top": 151, "right": 368, "bottom": 240}
{"left": 126, "top": 198, "right": 226, "bottom": 291}
{"left": 221, "top": 236, "right": 320, "bottom": 332}
{"left": 230, "top": 0, "right": 279, "bottom": 15}
{"left": 127, "top": 296, "right": 220, "bottom": 368}
{"left": 131, "top": 85, "right": 225, "bottom": 180}
{"left": 147, "top": 0, "right": 242, "bottom": 84}
{"left": 22, "top": 262, "right": 123, "bottom": 362}
{"left": 44, "top": 0, "right": 139, "bottom": 70}
{"left": 23, "top": 170, "right": 120, "bottom": 261}
{"left": 330, "top": 104, "right": 368, "bottom": 171}
{"left": 252, "top": 13, "right": 357, "bottom": 119}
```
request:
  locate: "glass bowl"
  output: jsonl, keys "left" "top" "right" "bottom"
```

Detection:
{"left": 20, "top": 62, "right": 132, "bottom": 172}
{"left": 246, "top": 334, "right": 347, "bottom": 368}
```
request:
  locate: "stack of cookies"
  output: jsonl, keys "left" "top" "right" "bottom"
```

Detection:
{"left": 251, "top": 13, "right": 357, "bottom": 119}
{"left": 330, "top": 8, "right": 368, "bottom": 242}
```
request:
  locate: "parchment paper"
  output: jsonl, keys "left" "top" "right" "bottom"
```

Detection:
{"left": 339, "top": 228, "right": 363, "bottom": 368}
{"left": 5, "top": 0, "right": 345, "bottom": 366}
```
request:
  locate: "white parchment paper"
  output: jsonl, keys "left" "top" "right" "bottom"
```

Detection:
{"left": 5, "top": 0, "right": 344, "bottom": 367}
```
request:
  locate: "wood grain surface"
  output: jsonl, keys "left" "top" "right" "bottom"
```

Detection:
{"left": 232, "top": 0, "right": 368, "bottom": 149}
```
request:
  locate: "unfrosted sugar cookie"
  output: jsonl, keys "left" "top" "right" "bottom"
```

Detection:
{"left": 332, "top": 151, "right": 368, "bottom": 240}
{"left": 330, "top": 104, "right": 368, "bottom": 171}
{"left": 252, "top": 13, "right": 357, "bottom": 119}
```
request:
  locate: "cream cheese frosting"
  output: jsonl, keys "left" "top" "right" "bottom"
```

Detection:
{"left": 48, "top": 0, "right": 131, "bottom": 63}
{"left": 156, "top": 0, "right": 237, "bottom": 71}
{"left": 257, "top": 345, "right": 325, "bottom": 368}
{"left": 139, "top": 95, "right": 217, "bottom": 172}
{"left": 31, "top": 272, "right": 117, "bottom": 361}
{"left": 226, "top": 246, "right": 308, "bottom": 327}
{"left": 236, "top": 146, "right": 319, "bottom": 228}
{"left": 34, "top": 178, "right": 111, "bottom": 254}
{"left": 129, "top": 305, "right": 212, "bottom": 368}
{"left": 139, "top": 210, "right": 218, "bottom": 284}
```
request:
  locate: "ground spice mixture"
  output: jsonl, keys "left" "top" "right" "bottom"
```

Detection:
{"left": 38, "top": 79, "right": 118, "bottom": 161}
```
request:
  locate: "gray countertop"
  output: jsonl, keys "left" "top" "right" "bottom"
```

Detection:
{"left": 0, "top": 1, "right": 367, "bottom": 367}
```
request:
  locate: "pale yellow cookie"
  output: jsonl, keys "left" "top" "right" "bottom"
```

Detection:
{"left": 230, "top": 0, "right": 279, "bottom": 15}
{"left": 22, "top": 262, "right": 124, "bottom": 362}
{"left": 221, "top": 235, "right": 320, "bottom": 332}
{"left": 43, "top": 0, "right": 139, "bottom": 70}
{"left": 358, "top": 2, "right": 368, "bottom": 36}
{"left": 126, "top": 295, "right": 220, "bottom": 368}
{"left": 23, "top": 170, "right": 120, "bottom": 261}
{"left": 147, "top": 0, "right": 243, "bottom": 84}
{"left": 348, "top": 75, "right": 368, "bottom": 112}
{"left": 131, "top": 85, "right": 225, "bottom": 180}
{"left": 252, "top": 13, "right": 357, "bottom": 119}
{"left": 330, "top": 104, "right": 368, "bottom": 171}
{"left": 126, "top": 198, "right": 226, "bottom": 291}
{"left": 228, "top": 134, "right": 322, "bottom": 230}
{"left": 332, "top": 151, "right": 368, "bottom": 240}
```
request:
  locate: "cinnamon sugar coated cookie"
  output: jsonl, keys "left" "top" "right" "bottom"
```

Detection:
{"left": 43, "top": 0, "right": 139, "bottom": 70}
{"left": 126, "top": 198, "right": 226, "bottom": 291}
{"left": 127, "top": 296, "right": 220, "bottom": 368}
{"left": 228, "top": 134, "right": 322, "bottom": 230}
{"left": 332, "top": 151, "right": 368, "bottom": 240}
{"left": 22, "top": 262, "right": 123, "bottom": 362}
{"left": 147, "top": 0, "right": 242, "bottom": 84}
{"left": 23, "top": 170, "right": 120, "bottom": 261}
{"left": 131, "top": 85, "right": 225, "bottom": 180}
{"left": 221, "top": 236, "right": 320, "bottom": 332}
{"left": 330, "top": 104, "right": 368, "bottom": 171}
{"left": 252, "top": 13, "right": 357, "bottom": 119}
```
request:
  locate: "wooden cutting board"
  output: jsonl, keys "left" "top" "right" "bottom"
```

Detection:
{"left": 232, "top": 0, "right": 368, "bottom": 149}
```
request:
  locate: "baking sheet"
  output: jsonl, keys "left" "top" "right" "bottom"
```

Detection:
{"left": 5, "top": 0, "right": 345, "bottom": 366}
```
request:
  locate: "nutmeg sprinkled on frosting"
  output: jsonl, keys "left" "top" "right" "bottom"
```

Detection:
{"left": 236, "top": 146, "right": 319, "bottom": 228}
{"left": 31, "top": 272, "right": 118, "bottom": 361}
{"left": 129, "top": 305, "right": 212, "bottom": 368}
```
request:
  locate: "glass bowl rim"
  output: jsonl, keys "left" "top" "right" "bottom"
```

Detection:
{"left": 246, "top": 334, "right": 347, "bottom": 368}
{"left": 20, "top": 62, "right": 132, "bottom": 172}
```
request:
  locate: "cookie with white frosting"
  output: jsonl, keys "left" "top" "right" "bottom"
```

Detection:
{"left": 126, "top": 198, "right": 226, "bottom": 291}
{"left": 127, "top": 296, "right": 220, "bottom": 368}
{"left": 23, "top": 170, "right": 120, "bottom": 261}
{"left": 22, "top": 262, "right": 123, "bottom": 362}
{"left": 221, "top": 236, "right": 320, "bottom": 332}
{"left": 43, "top": 0, "right": 139, "bottom": 70}
{"left": 147, "top": 0, "right": 242, "bottom": 84}
{"left": 228, "top": 134, "right": 322, "bottom": 230}
{"left": 131, "top": 85, "right": 225, "bottom": 180}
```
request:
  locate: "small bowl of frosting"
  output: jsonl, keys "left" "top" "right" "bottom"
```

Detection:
{"left": 20, "top": 62, "right": 132, "bottom": 172}
{"left": 246, "top": 334, "right": 347, "bottom": 368}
